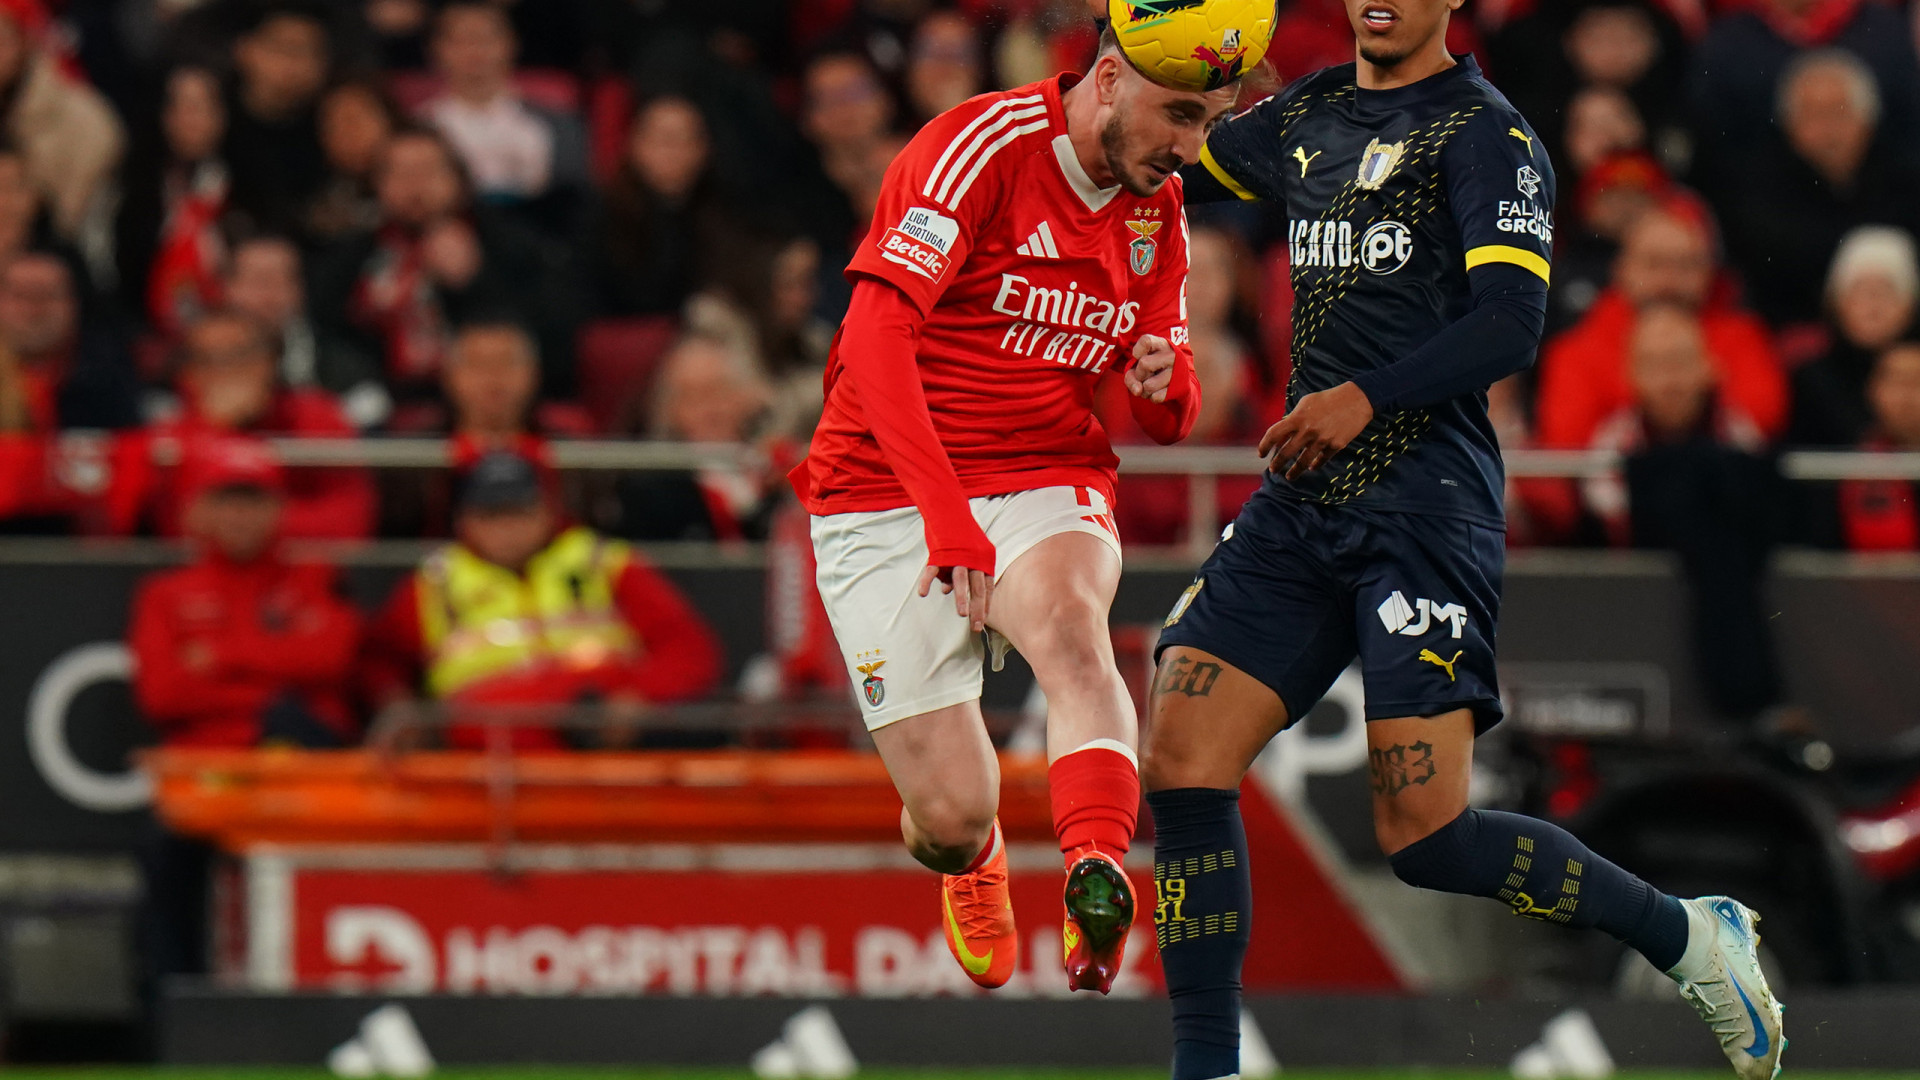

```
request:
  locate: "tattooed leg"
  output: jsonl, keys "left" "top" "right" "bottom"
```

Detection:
{"left": 1370, "top": 709, "right": 1692, "bottom": 972}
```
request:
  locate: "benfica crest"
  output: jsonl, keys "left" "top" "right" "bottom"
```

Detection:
{"left": 856, "top": 659, "right": 887, "bottom": 706}
{"left": 1126, "top": 218, "right": 1163, "bottom": 275}
{"left": 1355, "top": 138, "right": 1406, "bottom": 190}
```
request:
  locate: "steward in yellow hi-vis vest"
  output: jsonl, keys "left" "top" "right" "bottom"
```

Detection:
{"left": 363, "top": 450, "right": 721, "bottom": 749}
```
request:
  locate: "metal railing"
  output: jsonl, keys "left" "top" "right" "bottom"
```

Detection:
{"left": 263, "top": 437, "right": 1920, "bottom": 558}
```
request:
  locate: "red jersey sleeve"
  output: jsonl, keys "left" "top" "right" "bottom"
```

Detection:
{"left": 1126, "top": 200, "right": 1201, "bottom": 444}
{"left": 844, "top": 93, "right": 1044, "bottom": 315}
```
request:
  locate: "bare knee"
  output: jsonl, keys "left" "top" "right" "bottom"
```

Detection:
{"left": 904, "top": 795, "right": 996, "bottom": 873}
{"left": 1013, "top": 600, "right": 1113, "bottom": 678}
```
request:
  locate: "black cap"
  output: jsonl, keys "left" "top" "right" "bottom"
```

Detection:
{"left": 457, "top": 451, "right": 544, "bottom": 512}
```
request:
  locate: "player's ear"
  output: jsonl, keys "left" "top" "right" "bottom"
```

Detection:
{"left": 1095, "top": 51, "right": 1125, "bottom": 104}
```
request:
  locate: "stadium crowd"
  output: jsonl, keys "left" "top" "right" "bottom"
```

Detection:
{"left": 0, "top": 0, "right": 1894, "bottom": 732}
{"left": 0, "top": 0, "right": 1905, "bottom": 551}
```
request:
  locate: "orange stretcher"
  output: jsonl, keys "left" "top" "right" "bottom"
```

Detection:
{"left": 145, "top": 748, "right": 1057, "bottom": 850}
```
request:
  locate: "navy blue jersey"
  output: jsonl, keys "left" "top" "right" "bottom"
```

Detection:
{"left": 1195, "top": 56, "right": 1554, "bottom": 527}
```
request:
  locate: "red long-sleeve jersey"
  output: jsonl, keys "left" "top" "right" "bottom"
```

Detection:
{"left": 128, "top": 555, "right": 363, "bottom": 747}
{"left": 790, "top": 74, "right": 1200, "bottom": 573}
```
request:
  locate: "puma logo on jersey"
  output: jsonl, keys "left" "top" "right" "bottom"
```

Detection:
{"left": 1419, "top": 649, "right": 1464, "bottom": 682}
{"left": 1293, "top": 146, "right": 1322, "bottom": 176}
{"left": 1508, "top": 127, "right": 1534, "bottom": 154}
{"left": 1016, "top": 220, "right": 1061, "bottom": 259}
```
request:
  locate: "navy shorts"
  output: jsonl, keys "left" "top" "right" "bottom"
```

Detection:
{"left": 1155, "top": 493, "right": 1506, "bottom": 734}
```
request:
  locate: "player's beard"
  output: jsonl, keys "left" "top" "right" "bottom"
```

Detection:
{"left": 1100, "top": 113, "right": 1177, "bottom": 197}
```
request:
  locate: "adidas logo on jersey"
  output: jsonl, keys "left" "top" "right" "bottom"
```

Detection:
{"left": 1016, "top": 221, "right": 1061, "bottom": 259}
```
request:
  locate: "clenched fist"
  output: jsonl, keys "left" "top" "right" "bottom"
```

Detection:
{"left": 1124, "top": 335, "right": 1178, "bottom": 403}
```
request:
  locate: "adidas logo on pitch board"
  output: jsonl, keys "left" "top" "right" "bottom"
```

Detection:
{"left": 1016, "top": 220, "right": 1060, "bottom": 258}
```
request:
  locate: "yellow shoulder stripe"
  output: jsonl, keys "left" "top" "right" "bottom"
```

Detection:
{"left": 1465, "top": 244, "right": 1550, "bottom": 284}
{"left": 1199, "top": 144, "right": 1258, "bottom": 202}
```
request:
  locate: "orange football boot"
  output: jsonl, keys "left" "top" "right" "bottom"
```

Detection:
{"left": 940, "top": 829, "right": 1018, "bottom": 989}
{"left": 1062, "top": 847, "right": 1135, "bottom": 993}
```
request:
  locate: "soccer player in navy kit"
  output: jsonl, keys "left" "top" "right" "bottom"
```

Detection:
{"left": 1136, "top": 3, "right": 1786, "bottom": 1079}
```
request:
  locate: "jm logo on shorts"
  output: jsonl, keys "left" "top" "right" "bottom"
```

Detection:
{"left": 1377, "top": 590, "right": 1468, "bottom": 639}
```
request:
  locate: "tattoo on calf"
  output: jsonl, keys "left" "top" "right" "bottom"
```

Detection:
{"left": 1368, "top": 740, "right": 1437, "bottom": 796}
{"left": 1157, "top": 656, "right": 1223, "bottom": 698}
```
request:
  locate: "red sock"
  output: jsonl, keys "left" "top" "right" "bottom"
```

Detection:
{"left": 1049, "top": 741, "right": 1140, "bottom": 867}
{"left": 960, "top": 820, "right": 1002, "bottom": 874}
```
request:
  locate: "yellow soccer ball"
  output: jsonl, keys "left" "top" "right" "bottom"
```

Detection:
{"left": 1107, "top": 0, "right": 1276, "bottom": 93}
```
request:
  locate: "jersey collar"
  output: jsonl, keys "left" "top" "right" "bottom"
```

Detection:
{"left": 1354, "top": 53, "right": 1480, "bottom": 112}
{"left": 1045, "top": 73, "right": 1122, "bottom": 213}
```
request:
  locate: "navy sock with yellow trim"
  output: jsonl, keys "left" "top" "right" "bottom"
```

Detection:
{"left": 1147, "top": 788, "right": 1251, "bottom": 1080}
{"left": 1388, "top": 808, "right": 1690, "bottom": 971}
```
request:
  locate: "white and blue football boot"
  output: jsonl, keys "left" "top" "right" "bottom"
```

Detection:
{"left": 1667, "top": 896, "right": 1786, "bottom": 1080}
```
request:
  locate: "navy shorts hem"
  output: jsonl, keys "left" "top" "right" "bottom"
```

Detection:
{"left": 1363, "top": 695, "right": 1504, "bottom": 735}
{"left": 1154, "top": 629, "right": 1318, "bottom": 726}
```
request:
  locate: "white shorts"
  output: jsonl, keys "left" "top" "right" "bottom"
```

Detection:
{"left": 811, "top": 485, "right": 1122, "bottom": 730}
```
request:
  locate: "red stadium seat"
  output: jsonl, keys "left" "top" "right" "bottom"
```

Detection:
{"left": 575, "top": 316, "right": 681, "bottom": 433}
{"left": 587, "top": 75, "right": 635, "bottom": 188}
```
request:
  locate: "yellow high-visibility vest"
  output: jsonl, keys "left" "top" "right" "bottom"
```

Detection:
{"left": 416, "top": 526, "right": 640, "bottom": 699}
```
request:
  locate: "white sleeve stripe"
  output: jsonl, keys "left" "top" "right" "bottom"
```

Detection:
{"left": 920, "top": 93, "right": 1045, "bottom": 201}
{"left": 949, "top": 118, "right": 1051, "bottom": 207}
{"left": 932, "top": 104, "right": 1049, "bottom": 206}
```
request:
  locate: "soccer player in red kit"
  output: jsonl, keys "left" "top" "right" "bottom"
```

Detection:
{"left": 789, "top": 25, "right": 1246, "bottom": 994}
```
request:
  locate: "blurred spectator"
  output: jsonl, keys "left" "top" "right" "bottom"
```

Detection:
{"left": 1789, "top": 226, "right": 1920, "bottom": 446}
{"left": 128, "top": 437, "right": 361, "bottom": 748}
{"left": 0, "top": 0, "right": 123, "bottom": 239}
{"left": 1563, "top": 87, "right": 1648, "bottom": 178}
{"left": 408, "top": 319, "right": 592, "bottom": 451}
{"left": 223, "top": 235, "right": 388, "bottom": 428}
{"left": 1688, "top": 0, "right": 1920, "bottom": 203}
{"left": 1720, "top": 49, "right": 1920, "bottom": 327}
{"left": 1492, "top": 0, "right": 1686, "bottom": 173}
{"left": 0, "top": 252, "right": 140, "bottom": 431}
{"left": 127, "top": 436, "right": 360, "bottom": 989}
{"left": 1837, "top": 342, "right": 1920, "bottom": 550}
{"left": 685, "top": 231, "right": 831, "bottom": 442}
{"left": 144, "top": 310, "right": 374, "bottom": 538}
{"left": 1583, "top": 304, "right": 1767, "bottom": 543}
{"left": 223, "top": 4, "right": 332, "bottom": 236}
{"left": 611, "top": 330, "right": 774, "bottom": 542}
{"left": 304, "top": 81, "right": 397, "bottom": 243}
{"left": 118, "top": 66, "right": 228, "bottom": 339}
{"left": 363, "top": 448, "right": 722, "bottom": 749}
{"left": 1551, "top": 151, "right": 1672, "bottom": 332}
{"left": 381, "top": 319, "right": 593, "bottom": 537}
{"left": 311, "top": 125, "right": 578, "bottom": 398}
{"left": 593, "top": 95, "right": 735, "bottom": 318}
{"left": 421, "top": 2, "right": 588, "bottom": 227}
{"left": 789, "top": 50, "right": 895, "bottom": 300}
{"left": 1536, "top": 199, "right": 1788, "bottom": 449}
{"left": 905, "top": 10, "right": 984, "bottom": 124}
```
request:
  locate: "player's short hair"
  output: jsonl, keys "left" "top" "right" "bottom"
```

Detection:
{"left": 1777, "top": 47, "right": 1881, "bottom": 129}
{"left": 1097, "top": 23, "right": 1120, "bottom": 56}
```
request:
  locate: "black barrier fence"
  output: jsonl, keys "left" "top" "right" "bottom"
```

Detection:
{"left": 160, "top": 987, "right": 1920, "bottom": 1068}
{"left": 8, "top": 543, "right": 1920, "bottom": 854}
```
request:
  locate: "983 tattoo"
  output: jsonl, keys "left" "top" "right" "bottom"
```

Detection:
{"left": 1369, "top": 740, "right": 1436, "bottom": 796}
